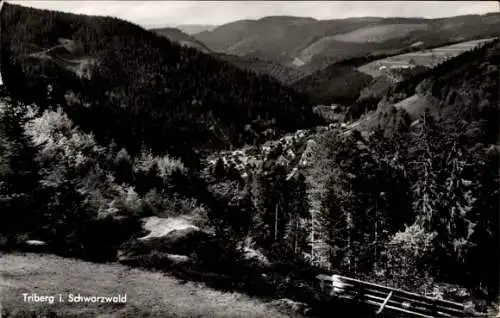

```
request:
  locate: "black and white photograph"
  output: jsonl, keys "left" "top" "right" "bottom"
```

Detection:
{"left": 0, "top": 0, "right": 499, "bottom": 317}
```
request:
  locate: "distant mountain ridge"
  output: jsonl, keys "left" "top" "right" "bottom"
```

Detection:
{"left": 175, "top": 24, "right": 218, "bottom": 35}
{"left": 195, "top": 13, "right": 500, "bottom": 73}
{"left": 150, "top": 27, "right": 212, "bottom": 53}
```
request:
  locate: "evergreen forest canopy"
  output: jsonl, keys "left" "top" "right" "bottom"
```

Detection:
{"left": 0, "top": 3, "right": 319, "bottom": 166}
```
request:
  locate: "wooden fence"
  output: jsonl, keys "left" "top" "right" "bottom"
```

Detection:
{"left": 316, "top": 274, "right": 467, "bottom": 317}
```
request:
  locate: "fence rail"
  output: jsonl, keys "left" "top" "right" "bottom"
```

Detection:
{"left": 316, "top": 274, "right": 467, "bottom": 317}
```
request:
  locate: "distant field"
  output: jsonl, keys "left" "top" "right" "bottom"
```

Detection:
{"left": 358, "top": 37, "right": 498, "bottom": 77}
{"left": 0, "top": 253, "right": 297, "bottom": 318}
{"left": 331, "top": 24, "right": 428, "bottom": 43}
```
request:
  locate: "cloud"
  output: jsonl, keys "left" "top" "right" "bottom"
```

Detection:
{"left": 8, "top": 1, "right": 500, "bottom": 27}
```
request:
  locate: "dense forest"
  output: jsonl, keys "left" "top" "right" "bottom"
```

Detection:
{"left": 151, "top": 27, "right": 212, "bottom": 53}
{"left": 0, "top": 3, "right": 499, "bottom": 317}
{"left": 292, "top": 64, "right": 373, "bottom": 106}
{"left": 0, "top": 3, "right": 320, "bottom": 167}
{"left": 214, "top": 53, "right": 310, "bottom": 85}
{"left": 316, "top": 39, "right": 499, "bottom": 301}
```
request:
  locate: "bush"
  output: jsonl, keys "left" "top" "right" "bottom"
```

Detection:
{"left": 380, "top": 224, "right": 437, "bottom": 292}
{"left": 156, "top": 154, "right": 187, "bottom": 183}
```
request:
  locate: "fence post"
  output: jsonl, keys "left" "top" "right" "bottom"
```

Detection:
{"left": 376, "top": 291, "right": 393, "bottom": 315}
{"left": 432, "top": 297, "right": 438, "bottom": 316}
{"left": 330, "top": 275, "right": 336, "bottom": 296}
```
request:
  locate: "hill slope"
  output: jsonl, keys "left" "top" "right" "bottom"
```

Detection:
{"left": 293, "top": 36, "right": 497, "bottom": 112}
{"left": 151, "top": 27, "right": 212, "bottom": 53}
{"left": 147, "top": 28, "right": 310, "bottom": 85}
{"left": 292, "top": 63, "right": 373, "bottom": 105}
{"left": 0, "top": 3, "right": 319, "bottom": 166}
{"left": 196, "top": 14, "right": 500, "bottom": 73}
{"left": 386, "top": 38, "right": 500, "bottom": 142}
{"left": 214, "top": 53, "right": 311, "bottom": 85}
{"left": 358, "top": 37, "right": 497, "bottom": 78}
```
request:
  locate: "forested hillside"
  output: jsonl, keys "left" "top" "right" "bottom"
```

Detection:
{"left": 148, "top": 29, "right": 309, "bottom": 85}
{"left": 337, "top": 40, "right": 500, "bottom": 300}
{"left": 0, "top": 3, "right": 319, "bottom": 167}
{"left": 292, "top": 63, "right": 373, "bottom": 105}
{"left": 151, "top": 27, "right": 212, "bottom": 53}
{"left": 214, "top": 53, "right": 310, "bottom": 85}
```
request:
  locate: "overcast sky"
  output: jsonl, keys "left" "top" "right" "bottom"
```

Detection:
{"left": 8, "top": 1, "right": 500, "bottom": 28}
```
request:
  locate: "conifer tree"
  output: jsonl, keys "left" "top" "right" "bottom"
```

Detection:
{"left": 467, "top": 146, "right": 500, "bottom": 299}
{"left": 0, "top": 101, "right": 40, "bottom": 236}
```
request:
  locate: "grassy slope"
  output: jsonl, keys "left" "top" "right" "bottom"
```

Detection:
{"left": 0, "top": 253, "right": 298, "bottom": 318}
{"left": 393, "top": 94, "right": 433, "bottom": 121}
{"left": 358, "top": 37, "right": 498, "bottom": 77}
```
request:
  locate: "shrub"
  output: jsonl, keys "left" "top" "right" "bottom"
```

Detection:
{"left": 380, "top": 224, "right": 437, "bottom": 292}
{"left": 156, "top": 154, "right": 187, "bottom": 183}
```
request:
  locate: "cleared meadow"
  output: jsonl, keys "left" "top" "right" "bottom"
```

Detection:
{"left": 358, "top": 37, "right": 498, "bottom": 77}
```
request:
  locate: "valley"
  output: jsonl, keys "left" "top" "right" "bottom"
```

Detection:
{"left": 0, "top": 1, "right": 499, "bottom": 317}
